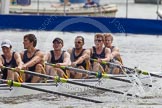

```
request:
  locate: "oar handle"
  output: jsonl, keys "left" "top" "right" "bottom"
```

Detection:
{"left": 2, "top": 66, "right": 25, "bottom": 74}
{"left": 45, "top": 62, "right": 66, "bottom": 70}
{"left": 45, "top": 62, "right": 136, "bottom": 83}
{"left": 90, "top": 58, "right": 120, "bottom": 67}
{"left": 91, "top": 58, "right": 162, "bottom": 79}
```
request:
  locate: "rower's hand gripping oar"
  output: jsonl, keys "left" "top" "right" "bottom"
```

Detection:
{"left": 45, "top": 62, "right": 153, "bottom": 87}
{"left": 91, "top": 59, "right": 162, "bottom": 78}
{"left": 2, "top": 66, "right": 136, "bottom": 97}
{"left": 45, "top": 62, "right": 133, "bottom": 84}
{"left": 90, "top": 59, "right": 153, "bottom": 87}
{"left": 0, "top": 79, "right": 102, "bottom": 103}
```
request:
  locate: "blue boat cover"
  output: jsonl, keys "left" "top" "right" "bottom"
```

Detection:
{"left": 0, "top": 14, "right": 162, "bottom": 35}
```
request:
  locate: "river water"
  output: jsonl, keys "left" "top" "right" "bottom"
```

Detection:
{"left": 0, "top": 0, "right": 162, "bottom": 108}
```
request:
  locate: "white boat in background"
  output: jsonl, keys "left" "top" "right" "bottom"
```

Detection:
{"left": 9, "top": 3, "right": 117, "bottom": 17}
{"left": 157, "top": 10, "right": 162, "bottom": 19}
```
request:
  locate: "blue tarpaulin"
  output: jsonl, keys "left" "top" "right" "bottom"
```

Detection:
{"left": 17, "top": 0, "right": 31, "bottom": 6}
{"left": 0, "top": 14, "right": 162, "bottom": 35}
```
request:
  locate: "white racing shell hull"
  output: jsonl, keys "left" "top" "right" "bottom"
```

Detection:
{"left": 0, "top": 76, "right": 132, "bottom": 97}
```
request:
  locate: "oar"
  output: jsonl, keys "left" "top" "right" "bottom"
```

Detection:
{"left": 0, "top": 87, "right": 13, "bottom": 90}
{"left": 45, "top": 63, "right": 132, "bottom": 84}
{"left": 91, "top": 59, "right": 162, "bottom": 78}
{"left": 0, "top": 79, "right": 102, "bottom": 103}
{"left": 2, "top": 66, "right": 135, "bottom": 97}
{"left": 90, "top": 59, "right": 154, "bottom": 87}
{"left": 45, "top": 63, "right": 153, "bottom": 87}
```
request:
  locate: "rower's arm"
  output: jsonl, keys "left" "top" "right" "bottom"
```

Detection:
{"left": 0, "top": 55, "right": 4, "bottom": 68}
{"left": 20, "top": 52, "right": 24, "bottom": 60}
{"left": 111, "top": 47, "right": 120, "bottom": 58}
{"left": 58, "top": 52, "right": 71, "bottom": 66}
{"left": 44, "top": 52, "right": 51, "bottom": 63}
{"left": 102, "top": 48, "right": 111, "bottom": 62}
{"left": 89, "top": 48, "right": 93, "bottom": 57}
{"left": 14, "top": 52, "right": 23, "bottom": 69}
{"left": 23, "top": 51, "right": 44, "bottom": 68}
{"left": 73, "top": 49, "right": 90, "bottom": 65}
{"left": 67, "top": 48, "right": 72, "bottom": 55}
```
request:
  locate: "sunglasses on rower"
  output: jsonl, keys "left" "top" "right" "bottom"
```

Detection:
{"left": 95, "top": 39, "right": 103, "bottom": 42}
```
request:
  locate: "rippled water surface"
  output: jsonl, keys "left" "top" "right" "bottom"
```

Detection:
{"left": 1, "top": 0, "right": 162, "bottom": 107}
{"left": 0, "top": 31, "right": 162, "bottom": 108}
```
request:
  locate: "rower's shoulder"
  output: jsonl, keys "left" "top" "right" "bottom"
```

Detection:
{"left": 13, "top": 52, "right": 21, "bottom": 58}
{"left": 83, "top": 48, "right": 90, "bottom": 54}
{"left": 89, "top": 47, "right": 93, "bottom": 51}
{"left": 104, "top": 47, "right": 111, "bottom": 55}
{"left": 36, "top": 49, "right": 43, "bottom": 53}
{"left": 63, "top": 51, "right": 71, "bottom": 58}
{"left": 33, "top": 49, "right": 44, "bottom": 58}
{"left": 0, "top": 54, "right": 3, "bottom": 59}
{"left": 112, "top": 46, "right": 120, "bottom": 52}
{"left": 20, "top": 51, "right": 25, "bottom": 57}
{"left": 105, "top": 47, "right": 111, "bottom": 51}
{"left": 67, "top": 48, "right": 73, "bottom": 54}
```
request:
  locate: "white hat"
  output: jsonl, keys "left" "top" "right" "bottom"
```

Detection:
{"left": 1, "top": 39, "right": 12, "bottom": 48}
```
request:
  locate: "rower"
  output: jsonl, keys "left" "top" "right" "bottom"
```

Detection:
{"left": 90, "top": 34, "right": 111, "bottom": 73}
{"left": 0, "top": 39, "right": 23, "bottom": 82}
{"left": 104, "top": 33, "right": 123, "bottom": 74}
{"left": 21, "top": 34, "right": 46, "bottom": 83}
{"left": 45, "top": 37, "right": 71, "bottom": 78}
{"left": 83, "top": 0, "right": 99, "bottom": 8}
{"left": 67, "top": 36, "right": 90, "bottom": 79}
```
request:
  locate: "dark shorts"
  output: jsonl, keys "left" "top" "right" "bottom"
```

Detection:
{"left": 1, "top": 68, "right": 8, "bottom": 79}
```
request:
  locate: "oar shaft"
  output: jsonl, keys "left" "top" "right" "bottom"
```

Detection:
{"left": 2, "top": 66, "right": 135, "bottom": 97}
{"left": 2, "top": 80, "right": 102, "bottom": 103}
{"left": 65, "top": 66, "right": 95, "bottom": 75}
{"left": 4, "top": 67, "right": 54, "bottom": 79}
{"left": 0, "top": 87, "right": 13, "bottom": 90}
{"left": 150, "top": 73, "right": 162, "bottom": 78}
{"left": 67, "top": 80, "right": 134, "bottom": 97}
{"left": 66, "top": 67, "right": 133, "bottom": 83}
{"left": 23, "top": 70, "right": 133, "bottom": 96}
{"left": 108, "top": 77, "right": 131, "bottom": 83}
{"left": 95, "top": 60, "right": 162, "bottom": 78}
{"left": 21, "top": 84, "right": 102, "bottom": 103}
{"left": 132, "top": 69, "right": 162, "bottom": 78}
{"left": 45, "top": 63, "right": 132, "bottom": 83}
